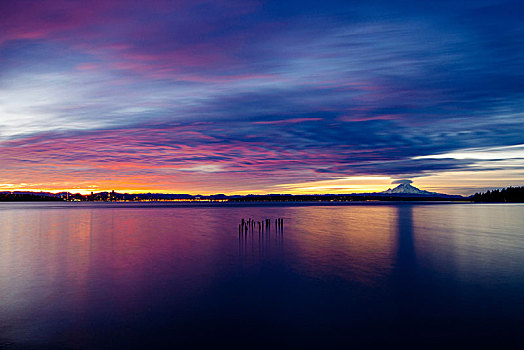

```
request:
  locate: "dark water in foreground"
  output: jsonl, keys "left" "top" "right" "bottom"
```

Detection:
{"left": 1, "top": 202, "right": 523, "bottom": 349}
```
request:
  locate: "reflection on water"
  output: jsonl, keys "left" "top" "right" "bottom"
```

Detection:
{"left": 391, "top": 205, "right": 422, "bottom": 333}
{"left": 286, "top": 205, "right": 396, "bottom": 285}
{"left": 1, "top": 202, "right": 524, "bottom": 348}
{"left": 238, "top": 218, "right": 284, "bottom": 261}
{"left": 395, "top": 205, "right": 416, "bottom": 276}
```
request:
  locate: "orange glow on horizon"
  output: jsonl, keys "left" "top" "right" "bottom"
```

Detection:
{"left": 2, "top": 169, "right": 523, "bottom": 196}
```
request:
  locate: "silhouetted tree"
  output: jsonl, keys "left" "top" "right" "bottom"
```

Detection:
{"left": 472, "top": 186, "right": 524, "bottom": 202}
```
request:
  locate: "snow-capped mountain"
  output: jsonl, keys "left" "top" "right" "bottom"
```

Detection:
{"left": 381, "top": 183, "right": 438, "bottom": 195}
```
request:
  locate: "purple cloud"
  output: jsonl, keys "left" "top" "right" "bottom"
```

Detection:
{"left": 1, "top": 0, "right": 523, "bottom": 194}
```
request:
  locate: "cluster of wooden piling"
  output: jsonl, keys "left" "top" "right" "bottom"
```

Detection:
{"left": 275, "top": 218, "right": 283, "bottom": 230}
{"left": 239, "top": 217, "right": 283, "bottom": 235}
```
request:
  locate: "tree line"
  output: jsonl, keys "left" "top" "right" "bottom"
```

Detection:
{"left": 472, "top": 186, "right": 524, "bottom": 202}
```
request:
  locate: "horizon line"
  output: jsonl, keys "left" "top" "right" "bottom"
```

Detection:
{"left": 2, "top": 187, "right": 506, "bottom": 197}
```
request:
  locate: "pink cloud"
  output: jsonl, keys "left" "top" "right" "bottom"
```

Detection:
{"left": 0, "top": 124, "right": 357, "bottom": 193}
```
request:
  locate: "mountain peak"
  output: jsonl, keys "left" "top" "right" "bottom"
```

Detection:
{"left": 382, "top": 183, "right": 436, "bottom": 195}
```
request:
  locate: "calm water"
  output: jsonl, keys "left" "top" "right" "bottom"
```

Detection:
{"left": 1, "top": 202, "right": 523, "bottom": 348}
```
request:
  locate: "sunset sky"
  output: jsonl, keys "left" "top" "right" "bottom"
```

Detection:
{"left": 1, "top": 0, "right": 523, "bottom": 195}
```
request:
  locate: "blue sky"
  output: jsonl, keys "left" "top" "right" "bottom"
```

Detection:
{"left": 1, "top": 0, "right": 523, "bottom": 194}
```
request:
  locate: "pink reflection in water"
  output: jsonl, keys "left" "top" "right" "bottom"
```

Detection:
{"left": 1, "top": 202, "right": 524, "bottom": 348}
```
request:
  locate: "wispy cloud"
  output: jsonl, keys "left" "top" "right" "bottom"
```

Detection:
{"left": 1, "top": 0, "right": 523, "bottom": 194}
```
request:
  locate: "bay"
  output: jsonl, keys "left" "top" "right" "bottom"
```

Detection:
{"left": 1, "top": 202, "right": 523, "bottom": 348}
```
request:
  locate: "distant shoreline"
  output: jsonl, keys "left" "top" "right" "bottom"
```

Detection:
{"left": 0, "top": 200, "right": 479, "bottom": 209}
{"left": 0, "top": 194, "right": 467, "bottom": 203}
{"left": 2, "top": 186, "right": 523, "bottom": 203}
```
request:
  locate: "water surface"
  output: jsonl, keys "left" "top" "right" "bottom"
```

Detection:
{"left": 1, "top": 202, "right": 523, "bottom": 348}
